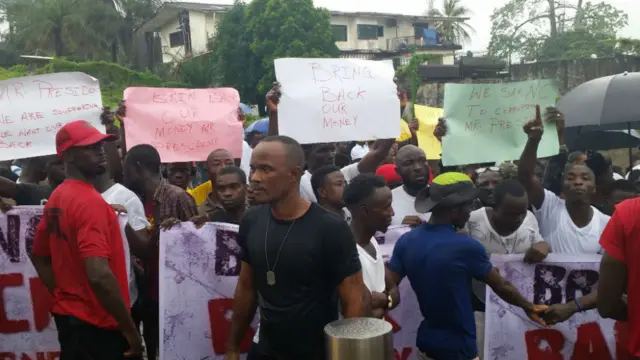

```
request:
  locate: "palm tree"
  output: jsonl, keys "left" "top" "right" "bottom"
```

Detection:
{"left": 4, "top": 0, "right": 120, "bottom": 58}
{"left": 426, "top": 0, "right": 475, "bottom": 45}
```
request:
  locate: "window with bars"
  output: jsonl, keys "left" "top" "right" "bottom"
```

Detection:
{"left": 332, "top": 25, "right": 348, "bottom": 42}
{"left": 169, "top": 31, "right": 185, "bottom": 48}
{"left": 357, "top": 24, "right": 379, "bottom": 40}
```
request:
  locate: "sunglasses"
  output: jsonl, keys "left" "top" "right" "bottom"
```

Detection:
{"left": 475, "top": 167, "right": 499, "bottom": 174}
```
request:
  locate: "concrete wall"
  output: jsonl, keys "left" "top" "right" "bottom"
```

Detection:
{"left": 159, "top": 16, "right": 182, "bottom": 63}
{"left": 415, "top": 56, "right": 640, "bottom": 108}
{"left": 158, "top": 10, "right": 223, "bottom": 63}
{"left": 331, "top": 15, "right": 415, "bottom": 52}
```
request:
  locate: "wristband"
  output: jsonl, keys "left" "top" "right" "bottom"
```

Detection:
{"left": 574, "top": 299, "right": 583, "bottom": 312}
{"left": 387, "top": 295, "right": 393, "bottom": 309}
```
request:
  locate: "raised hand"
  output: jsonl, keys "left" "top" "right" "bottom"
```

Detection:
{"left": 433, "top": 117, "right": 448, "bottom": 141}
{"left": 409, "top": 118, "right": 419, "bottom": 134}
{"left": 266, "top": 82, "right": 281, "bottom": 113}
{"left": 523, "top": 105, "right": 544, "bottom": 141}
{"left": 116, "top": 100, "right": 126, "bottom": 119}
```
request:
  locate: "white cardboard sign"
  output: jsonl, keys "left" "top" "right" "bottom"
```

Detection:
{"left": 0, "top": 72, "right": 104, "bottom": 160}
{"left": 274, "top": 58, "right": 400, "bottom": 144}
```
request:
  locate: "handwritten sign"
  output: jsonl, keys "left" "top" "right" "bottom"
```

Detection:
{"left": 415, "top": 105, "right": 443, "bottom": 160}
{"left": 274, "top": 58, "right": 400, "bottom": 144}
{"left": 485, "top": 254, "right": 630, "bottom": 360}
{"left": 442, "top": 80, "right": 560, "bottom": 166}
{"left": 0, "top": 72, "right": 103, "bottom": 160}
{"left": 123, "top": 87, "right": 243, "bottom": 162}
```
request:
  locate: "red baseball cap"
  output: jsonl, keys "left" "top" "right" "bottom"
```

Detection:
{"left": 55, "top": 120, "right": 116, "bottom": 157}
{"left": 376, "top": 164, "right": 402, "bottom": 185}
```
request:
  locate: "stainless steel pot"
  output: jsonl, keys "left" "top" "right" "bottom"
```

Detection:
{"left": 324, "top": 317, "right": 394, "bottom": 360}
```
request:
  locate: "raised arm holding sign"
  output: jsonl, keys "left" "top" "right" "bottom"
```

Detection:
{"left": 441, "top": 79, "right": 560, "bottom": 166}
{"left": 123, "top": 87, "right": 243, "bottom": 163}
{"left": 274, "top": 58, "right": 400, "bottom": 143}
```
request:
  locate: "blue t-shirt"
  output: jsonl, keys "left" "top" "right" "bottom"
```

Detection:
{"left": 388, "top": 223, "right": 493, "bottom": 360}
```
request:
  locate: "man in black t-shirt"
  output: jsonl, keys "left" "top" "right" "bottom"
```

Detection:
{"left": 226, "top": 136, "right": 367, "bottom": 360}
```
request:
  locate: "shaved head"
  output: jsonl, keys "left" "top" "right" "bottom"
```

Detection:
{"left": 207, "top": 148, "right": 233, "bottom": 162}
{"left": 261, "top": 135, "right": 305, "bottom": 170}
{"left": 395, "top": 145, "right": 425, "bottom": 165}
{"left": 206, "top": 148, "right": 234, "bottom": 181}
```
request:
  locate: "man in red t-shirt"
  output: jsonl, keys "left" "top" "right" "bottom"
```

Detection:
{"left": 598, "top": 197, "right": 640, "bottom": 358}
{"left": 30, "top": 120, "right": 142, "bottom": 360}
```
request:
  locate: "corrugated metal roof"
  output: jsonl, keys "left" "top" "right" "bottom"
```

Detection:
{"left": 164, "top": 1, "right": 232, "bottom": 12}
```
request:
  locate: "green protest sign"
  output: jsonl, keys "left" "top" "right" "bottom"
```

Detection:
{"left": 442, "top": 79, "right": 560, "bottom": 166}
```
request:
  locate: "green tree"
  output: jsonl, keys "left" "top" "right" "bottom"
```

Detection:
{"left": 2, "top": 0, "right": 121, "bottom": 58}
{"left": 614, "top": 38, "right": 640, "bottom": 55}
{"left": 488, "top": 0, "right": 628, "bottom": 61}
{"left": 208, "top": 0, "right": 261, "bottom": 104}
{"left": 1, "top": 0, "right": 159, "bottom": 64}
{"left": 536, "top": 29, "right": 615, "bottom": 60}
{"left": 425, "top": 0, "right": 475, "bottom": 45}
{"left": 247, "top": 0, "right": 339, "bottom": 95}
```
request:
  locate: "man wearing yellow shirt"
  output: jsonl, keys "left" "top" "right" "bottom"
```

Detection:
{"left": 187, "top": 149, "right": 235, "bottom": 206}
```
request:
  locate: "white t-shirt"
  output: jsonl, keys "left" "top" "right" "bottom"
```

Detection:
{"left": 390, "top": 186, "right": 431, "bottom": 225}
{"left": 357, "top": 238, "right": 385, "bottom": 293}
{"left": 534, "top": 189, "right": 610, "bottom": 255}
{"left": 463, "top": 208, "right": 544, "bottom": 304}
{"left": 240, "top": 141, "right": 252, "bottom": 181}
{"left": 351, "top": 144, "right": 369, "bottom": 161}
{"left": 464, "top": 208, "right": 544, "bottom": 255}
{"left": 101, "top": 183, "right": 150, "bottom": 307}
{"left": 300, "top": 163, "right": 360, "bottom": 203}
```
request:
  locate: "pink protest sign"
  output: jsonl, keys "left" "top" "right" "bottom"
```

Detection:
{"left": 123, "top": 87, "right": 243, "bottom": 162}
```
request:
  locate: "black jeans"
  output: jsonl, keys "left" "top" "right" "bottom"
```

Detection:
{"left": 54, "top": 314, "right": 142, "bottom": 360}
{"left": 141, "top": 299, "right": 159, "bottom": 360}
{"left": 247, "top": 342, "right": 323, "bottom": 360}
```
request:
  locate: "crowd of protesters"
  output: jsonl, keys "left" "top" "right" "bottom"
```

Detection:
{"left": 1, "top": 81, "right": 639, "bottom": 360}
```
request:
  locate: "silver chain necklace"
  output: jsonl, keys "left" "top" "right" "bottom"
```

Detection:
{"left": 264, "top": 211, "right": 296, "bottom": 286}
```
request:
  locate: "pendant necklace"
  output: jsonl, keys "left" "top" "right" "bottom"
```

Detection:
{"left": 264, "top": 212, "right": 296, "bottom": 286}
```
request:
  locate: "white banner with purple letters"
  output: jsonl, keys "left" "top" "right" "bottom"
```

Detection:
{"left": 485, "top": 254, "right": 631, "bottom": 360}
{"left": 159, "top": 223, "right": 421, "bottom": 360}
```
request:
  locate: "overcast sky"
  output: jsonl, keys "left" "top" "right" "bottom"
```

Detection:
{"left": 175, "top": 0, "right": 640, "bottom": 52}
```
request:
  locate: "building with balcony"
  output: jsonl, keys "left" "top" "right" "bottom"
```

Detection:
{"left": 329, "top": 10, "right": 466, "bottom": 65}
{"left": 135, "top": 2, "right": 468, "bottom": 67}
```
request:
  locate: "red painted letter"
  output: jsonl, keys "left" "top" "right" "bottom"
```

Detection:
{"left": 525, "top": 328, "right": 564, "bottom": 360}
{"left": 208, "top": 298, "right": 254, "bottom": 354}
{"left": 570, "top": 322, "right": 612, "bottom": 360}
{"left": 394, "top": 347, "right": 412, "bottom": 360}
{"left": 384, "top": 314, "right": 401, "bottom": 333}
{"left": 0, "top": 274, "right": 29, "bottom": 333}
